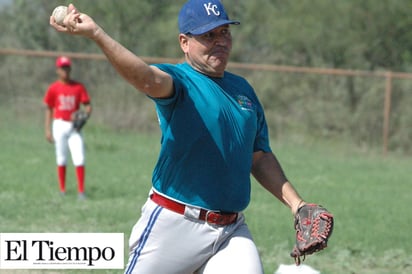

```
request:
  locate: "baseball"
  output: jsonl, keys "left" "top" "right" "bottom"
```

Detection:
{"left": 52, "top": 5, "right": 68, "bottom": 26}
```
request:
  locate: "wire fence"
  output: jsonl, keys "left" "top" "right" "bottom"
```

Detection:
{"left": 0, "top": 49, "right": 412, "bottom": 155}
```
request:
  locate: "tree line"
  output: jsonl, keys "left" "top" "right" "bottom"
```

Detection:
{"left": 1, "top": 0, "right": 411, "bottom": 153}
{"left": 2, "top": 0, "right": 411, "bottom": 71}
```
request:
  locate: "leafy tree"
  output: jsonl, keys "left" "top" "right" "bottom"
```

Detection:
{"left": 1, "top": 0, "right": 412, "bottom": 151}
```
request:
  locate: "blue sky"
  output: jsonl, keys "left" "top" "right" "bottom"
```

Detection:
{"left": 0, "top": 0, "right": 11, "bottom": 6}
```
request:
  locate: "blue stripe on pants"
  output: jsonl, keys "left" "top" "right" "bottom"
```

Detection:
{"left": 125, "top": 205, "right": 163, "bottom": 274}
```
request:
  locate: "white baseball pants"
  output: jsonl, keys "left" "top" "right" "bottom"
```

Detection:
{"left": 124, "top": 196, "right": 264, "bottom": 274}
{"left": 52, "top": 119, "right": 85, "bottom": 166}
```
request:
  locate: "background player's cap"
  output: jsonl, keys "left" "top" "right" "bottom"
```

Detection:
{"left": 56, "top": 56, "right": 72, "bottom": 67}
{"left": 178, "top": 0, "right": 240, "bottom": 35}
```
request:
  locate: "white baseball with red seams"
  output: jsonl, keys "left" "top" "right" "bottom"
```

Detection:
{"left": 52, "top": 6, "right": 67, "bottom": 26}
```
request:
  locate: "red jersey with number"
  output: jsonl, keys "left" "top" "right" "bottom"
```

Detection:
{"left": 44, "top": 80, "right": 90, "bottom": 121}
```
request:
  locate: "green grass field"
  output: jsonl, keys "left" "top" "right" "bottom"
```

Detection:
{"left": 1, "top": 112, "right": 411, "bottom": 274}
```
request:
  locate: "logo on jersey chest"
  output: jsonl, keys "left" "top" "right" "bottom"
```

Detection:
{"left": 236, "top": 95, "right": 254, "bottom": 111}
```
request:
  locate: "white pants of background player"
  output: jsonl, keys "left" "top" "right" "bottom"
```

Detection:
{"left": 52, "top": 119, "right": 85, "bottom": 166}
{"left": 124, "top": 196, "right": 264, "bottom": 274}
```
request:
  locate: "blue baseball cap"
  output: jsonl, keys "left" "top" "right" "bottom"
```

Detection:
{"left": 178, "top": 0, "right": 240, "bottom": 35}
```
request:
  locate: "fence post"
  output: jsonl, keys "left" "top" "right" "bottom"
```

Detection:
{"left": 383, "top": 71, "right": 392, "bottom": 156}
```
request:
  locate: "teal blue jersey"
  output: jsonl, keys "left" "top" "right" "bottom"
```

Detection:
{"left": 150, "top": 63, "right": 271, "bottom": 212}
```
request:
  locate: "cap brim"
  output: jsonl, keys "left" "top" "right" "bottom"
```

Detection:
{"left": 188, "top": 20, "right": 240, "bottom": 35}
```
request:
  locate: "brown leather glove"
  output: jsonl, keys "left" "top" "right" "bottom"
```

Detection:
{"left": 290, "top": 203, "right": 334, "bottom": 265}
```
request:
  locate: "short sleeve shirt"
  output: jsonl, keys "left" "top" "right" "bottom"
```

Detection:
{"left": 150, "top": 63, "right": 271, "bottom": 212}
{"left": 44, "top": 80, "right": 90, "bottom": 121}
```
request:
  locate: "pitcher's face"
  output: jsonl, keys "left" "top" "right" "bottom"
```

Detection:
{"left": 180, "top": 25, "right": 232, "bottom": 77}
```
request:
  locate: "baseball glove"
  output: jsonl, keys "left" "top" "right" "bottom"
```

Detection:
{"left": 290, "top": 203, "right": 334, "bottom": 265}
{"left": 72, "top": 110, "right": 89, "bottom": 131}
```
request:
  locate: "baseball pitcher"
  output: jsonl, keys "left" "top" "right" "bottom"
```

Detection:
{"left": 49, "top": 1, "right": 333, "bottom": 273}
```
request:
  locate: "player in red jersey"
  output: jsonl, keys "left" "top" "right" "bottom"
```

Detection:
{"left": 43, "top": 56, "right": 92, "bottom": 199}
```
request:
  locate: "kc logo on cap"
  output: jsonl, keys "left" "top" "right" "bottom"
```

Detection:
{"left": 203, "top": 2, "right": 220, "bottom": 16}
{"left": 178, "top": 0, "right": 240, "bottom": 35}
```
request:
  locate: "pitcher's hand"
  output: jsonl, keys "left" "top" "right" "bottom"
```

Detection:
{"left": 49, "top": 4, "right": 99, "bottom": 39}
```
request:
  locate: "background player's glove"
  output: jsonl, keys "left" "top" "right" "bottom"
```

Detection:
{"left": 72, "top": 110, "right": 89, "bottom": 131}
{"left": 290, "top": 203, "right": 334, "bottom": 265}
